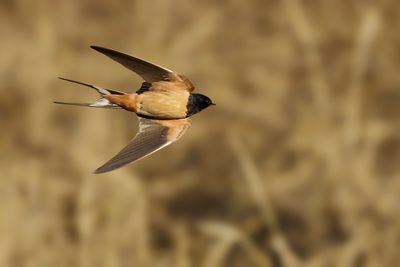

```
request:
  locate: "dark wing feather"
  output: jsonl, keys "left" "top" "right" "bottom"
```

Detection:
{"left": 94, "top": 118, "right": 191, "bottom": 174}
{"left": 136, "top": 82, "right": 152, "bottom": 95}
{"left": 91, "top": 46, "right": 173, "bottom": 83}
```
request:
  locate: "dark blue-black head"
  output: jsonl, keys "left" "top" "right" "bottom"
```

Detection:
{"left": 186, "top": 93, "right": 215, "bottom": 117}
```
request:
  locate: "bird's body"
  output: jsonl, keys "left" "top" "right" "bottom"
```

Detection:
{"left": 55, "top": 46, "right": 214, "bottom": 173}
{"left": 105, "top": 84, "right": 190, "bottom": 119}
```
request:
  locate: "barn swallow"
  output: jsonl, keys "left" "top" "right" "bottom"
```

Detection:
{"left": 55, "top": 46, "right": 215, "bottom": 174}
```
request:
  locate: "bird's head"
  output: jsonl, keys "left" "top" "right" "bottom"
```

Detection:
{"left": 186, "top": 93, "right": 215, "bottom": 116}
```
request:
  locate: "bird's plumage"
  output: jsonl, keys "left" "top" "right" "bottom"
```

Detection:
{"left": 90, "top": 46, "right": 195, "bottom": 92}
{"left": 90, "top": 45, "right": 173, "bottom": 83}
{"left": 55, "top": 46, "right": 214, "bottom": 173}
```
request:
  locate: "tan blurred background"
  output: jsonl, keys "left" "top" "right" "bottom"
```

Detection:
{"left": 1, "top": 0, "right": 400, "bottom": 266}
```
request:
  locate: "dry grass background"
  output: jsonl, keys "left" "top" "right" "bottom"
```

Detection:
{"left": 1, "top": 0, "right": 400, "bottom": 266}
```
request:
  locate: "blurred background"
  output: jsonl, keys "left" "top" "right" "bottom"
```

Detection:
{"left": 1, "top": 0, "right": 400, "bottom": 266}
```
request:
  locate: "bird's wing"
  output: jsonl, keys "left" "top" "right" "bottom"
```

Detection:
{"left": 91, "top": 46, "right": 173, "bottom": 83}
{"left": 94, "top": 117, "right": 191, "bottom": 174}
{"left": 90, "top": 46, "right": 195, "bottom": 92}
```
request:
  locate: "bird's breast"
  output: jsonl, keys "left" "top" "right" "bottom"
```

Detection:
{"left": 137, "top": 90, "right": 190, "bottom": 119}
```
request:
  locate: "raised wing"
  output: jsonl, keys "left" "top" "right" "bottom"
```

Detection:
{"left": 91, "top": 46, "right": 195, "bottom": 92}
{"left": 94, "top": 117, "right": 191, "bottom": 174}
{"left": 91, "top": 46, "right": 173, "bottom": 83}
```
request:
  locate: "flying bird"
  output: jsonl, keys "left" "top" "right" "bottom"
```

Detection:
{"left": 55, "top": 46, "right": 215, "bottom": 174}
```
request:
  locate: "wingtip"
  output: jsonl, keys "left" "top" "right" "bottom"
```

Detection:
{"left": 93, "top": 165, "right": 109, "bottom": 174}
{"left": 90, "top": 45, "right": 105, "bottom": 52}
{"left": 93, "top": 168, "right": 103, "bottom": 174}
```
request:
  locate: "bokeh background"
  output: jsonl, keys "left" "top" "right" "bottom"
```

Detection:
{"left": 1, "top": 0, "right": 400, "bottom": 266}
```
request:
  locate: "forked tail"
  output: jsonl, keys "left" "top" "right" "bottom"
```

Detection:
{"left": 54, "top": 77, "right": 127, "bottom": 109}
